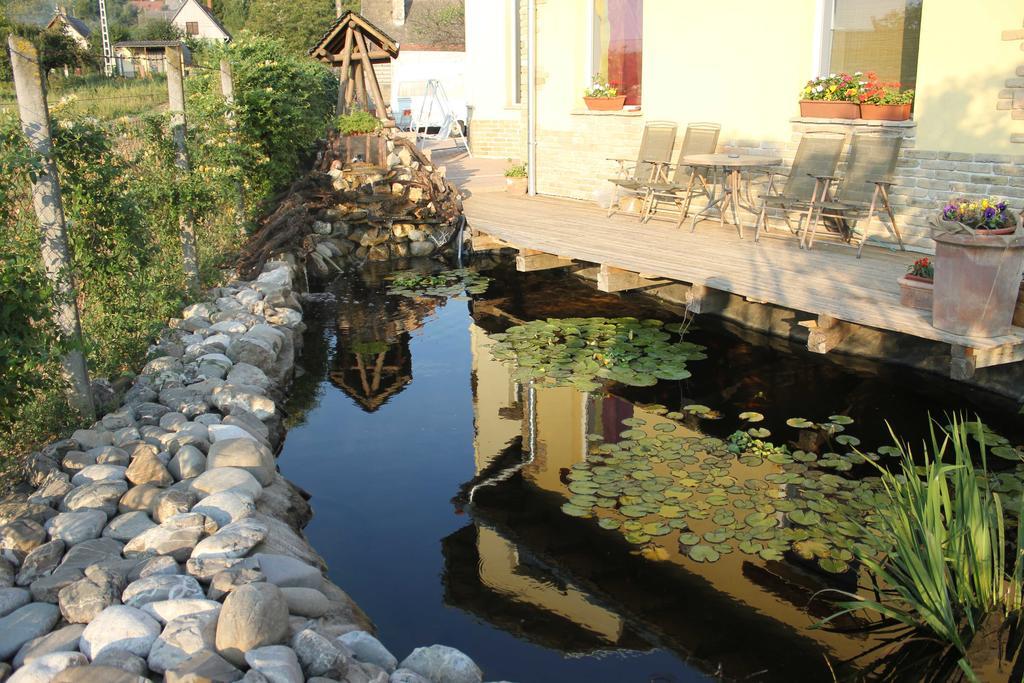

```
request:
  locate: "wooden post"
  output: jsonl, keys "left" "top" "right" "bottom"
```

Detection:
{"left": 336, "top": 27, "right": 354, "bottom": 116}
{"left": 7, "top": 36, "right": 95, "bottom": 419}
{"left": 353, "top": 60, "right": 369, "bottom": 111}
{"left": 219, "top": 58, "right": 245, "bottom": 223}
{"left": 353, "top": 31, "right": 388, "bottom": 120}
{"left": 166, "top": 44, "right": 200, "bottom": 293}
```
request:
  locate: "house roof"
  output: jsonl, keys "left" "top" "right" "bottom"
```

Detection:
{"left": 114, "top": 40, "right": 187, "bottom": 48}
{"left": 309, "top": 10, "right": 400, "bottom": 61}
{"left": 170, "top": 0, "right": 232, "bottom": 41}
{"left": 46, "top": 11, "right": 92, "bottom": 39}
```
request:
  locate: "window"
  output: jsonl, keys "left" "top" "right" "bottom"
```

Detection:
{"left": 824, "top": 0, "right": 922, "bottom": 89}
{"left": 591, "top": 0, "right": 642, "bottom": 106}
{"left": 185, "top": 21, "right": 199, "bottom": 36}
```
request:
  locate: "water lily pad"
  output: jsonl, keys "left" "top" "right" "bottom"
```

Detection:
{"left": 828, "top": 415, "right": 854, "bottom": 425}
{"left": 739, "top": 411, "right": 765, "bottom": 423}
{"left": 688, "top": 544, "right": 720, "bottom": 562}
{"left": 561, "top": 503, "right": 592, "bottom": 518}
{"left": 619, "top": 505, "right": 649, "bottom": 518}
{"left": 684, "top": 404, "right": 711, "bottom": 415}
{"left": 836, "top": 435, "right": 861, "bottom": 447}
{"left": 598, "top": 517, "right": 621, "bottom": 530}
{"left": 624, "top": 531, "right": 652, "bottom": 544}
{"left": 678, "top": 532, "right": 701, "bottom": 545}
{"left": 818, "top": 557, "right": 849, "bottom": 573}
{"left": 786, "top": 418, "right": 814, "bottom": 429}
{"left": 788, "top": 510, "right": 821, "bottom": 526}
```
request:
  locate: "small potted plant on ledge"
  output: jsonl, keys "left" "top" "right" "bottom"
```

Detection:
{"left": 504, "top": 163, "right": 527, "bottom": 194}
{"left": 583, "top": 76, "right": 626, "bottom": 111}
{"left": 931, "top": 197, "right": 1024, "bottom": 337}
{"left": 898, "top": 256, "right": 934, "bottom": 310}
{"left": 859, "top": 74, "right": 914, "bottom": 121}
{"left": 799, "top": 72, "right": 863, "bottom": 119}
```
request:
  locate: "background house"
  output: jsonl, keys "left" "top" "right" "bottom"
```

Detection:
{"left": 114, "top": 39, "right": 191, "bottom": 78}
{"left": 464, "top": 0, "right": 1024, "bottom": 248}
{"left": 361, "top": 0, "right": 466, "bottom": 128}
{"left": 171, "top": 0, "right": 231, "bottom": 42}
{"left": 45, "top": 7, "right": 92, "bottom": 49}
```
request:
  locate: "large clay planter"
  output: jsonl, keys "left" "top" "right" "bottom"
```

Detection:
{"left": 799, "top": 100, "right": 860, "bottom": 119}
{"left": 505, "top": 177, "right": 527, "bottom": 194}
{"left": 1014, "top": 281, "right": 1024, "bottom": 327}
{"left": 584, "top": 96, "right": 626, "bottom": 111}
{"left": 932, "top": 227, "right": 1024, "bottom": 337}
{"left": 860, "top": 103, "right": 912, "bottom": 121}
{"left": 898, "top": 274, "right": 933, "bottom": 311}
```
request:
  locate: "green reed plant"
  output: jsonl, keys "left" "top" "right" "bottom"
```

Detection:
{"left": 819, "top": 416, "right": 1024, "bottom": 680}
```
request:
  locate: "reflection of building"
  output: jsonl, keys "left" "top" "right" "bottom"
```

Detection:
{"left": 328, "top": 275, "right": 440, "bottom": 412}
{"left": 452, "top": 309, "right": 886, "bottom": 681}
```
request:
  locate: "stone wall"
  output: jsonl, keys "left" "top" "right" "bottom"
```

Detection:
{"left": 0, "top": 262, "right": 489, "bottom": 683}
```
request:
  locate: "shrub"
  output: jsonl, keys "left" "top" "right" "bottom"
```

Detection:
{"left": 336, "top": 109, "right": 380, "bottom": 136}
{"left": 504, "top": 163, "right": 526, "bottom": 178}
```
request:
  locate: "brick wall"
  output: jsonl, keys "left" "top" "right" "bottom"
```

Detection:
{"left": 530, "top": 113, "right": 1024, "bottom": 250}
{"left": 1001, "top": 20, "right": 1024, "bottom": 143}
{"left": 468, "top": 117, "right": 527, "bottom": 160}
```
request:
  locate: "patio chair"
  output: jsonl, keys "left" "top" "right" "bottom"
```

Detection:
{"left": 801, "top": 131, "right": 905, "bottom": 257}
{"left": 753, "top": 131, "right": 845, "bottom": 243}
{"left": 640, "top": 122, "right": 721, "bottom": 226}
{"left": 606, "top": 121, "right": 677, "bottom": 218}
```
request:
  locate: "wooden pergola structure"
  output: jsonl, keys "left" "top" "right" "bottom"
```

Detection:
{"left": 309, "top": 10, "right": 399, "bottom": 121}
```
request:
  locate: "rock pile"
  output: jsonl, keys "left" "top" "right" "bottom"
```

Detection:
{"left": 238, "top": 133, "right": 464, "bottom": 282}
{"left": 3, "top": 262, "right": 490, "bottom": 683}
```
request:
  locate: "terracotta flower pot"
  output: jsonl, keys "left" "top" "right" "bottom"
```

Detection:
{"left": 1014, "top": 281, "right": 1024, "bottom": 327}
{"left": 898, "top": 274, "right": 934, "bottom": 310}
{"left": 799, "top": 100, "right": 860, "bottom": 119}
{"left": 932, "top": 224, "right": 1024, "bottom": 337}
{"left": 505, "top": 177, "right": 527, "bottom": 194}
{"left": 584, "top": 96, "right": 627, "bottom": 111}
{"left": 860, "top": 103, "right": 912, "bottom": 121}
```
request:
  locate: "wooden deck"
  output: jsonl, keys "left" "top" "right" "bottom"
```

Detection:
{"left": 462, "top": 193, "right": 1024, "bottom": 380}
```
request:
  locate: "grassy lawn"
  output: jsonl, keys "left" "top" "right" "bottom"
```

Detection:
{"left": 0, "top": 73, "right": 168, "bottom": 119}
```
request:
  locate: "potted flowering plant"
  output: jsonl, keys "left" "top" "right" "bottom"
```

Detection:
{"left": 859, "top": 73, "right": 914, "bottom": 121}
{"left": 898, "top": 257, "right": 933, "bottom": 310}
{"left": 799, "top": 72, "right": 863, "bottom": 119}
{"left": 930, "top": 197, "right": 1024, "bottom": 337}
{"left": 583, "top": 76, "right": 626, "bottom": 111}
{"left": 504, "top": 163, "right": 527, "bottom": 194}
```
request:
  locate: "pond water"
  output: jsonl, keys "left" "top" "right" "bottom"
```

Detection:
{"left": 278, "top": 260, "right": 1023, "bottom": 683}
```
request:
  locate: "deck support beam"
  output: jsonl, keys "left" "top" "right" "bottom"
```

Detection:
{"left": 597, "top": 265, "right": 668, "bottom": 293}
{"left": 802, "top": 315, "right": 853, "bottom": 354}
{"left": 686, "top": 284, "right": 729, "bottom": 315}
{"left": 471, "top": 230, "right": 513, "bottom": 251}
{"left": 515, "top": 249, "right": 573, "bottom": 272}
{"left": 951, "top": 343, "right": 1024, "bottom": 380}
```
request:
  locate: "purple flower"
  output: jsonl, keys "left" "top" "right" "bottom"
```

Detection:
{"left": 984, "top": 207, "right": 996, "bottom": 219}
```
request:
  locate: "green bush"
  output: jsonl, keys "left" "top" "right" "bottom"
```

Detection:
{"left": 336, "top": 109, "right": 380, "bottom": 136}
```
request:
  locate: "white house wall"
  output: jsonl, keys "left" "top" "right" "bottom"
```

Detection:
{"left": 172, "top": 1, "right": 229, "bottom": 42}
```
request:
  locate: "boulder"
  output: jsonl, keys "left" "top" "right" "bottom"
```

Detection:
{"left": 72, "top": 430, "right": 113, "bottom": 451}
{"left": 29, "top": 471, "right": 74, "bottom": 508}
{"left": 125, "top": 454, "right": 174, "bottom": 488}
{"left": 118, "top": 484, "right": 161, "bottom": 515}
{"left": 102, "top": 512, "right": 157, "bottom": 543}
{"left": 168, "top": 445, "right": 207, "bottom": 481}
{"left": 398, "top": 646, "right": 483, "bottom": 683}
{"left": 7, "top": 651, "right": 87, "bottom": 683}
{"left": 153, "top": 489, "right": 198, "bottom": 524}
{"left": 0, "top": 602, "right": 61, "bottom": 660}
{"left": 46, "top": 510, "right": 107, "bottom": 546}
{"left": 122, "top": 574, "right": 204, "bottom": 608}
{"left": 142, "top": 598, "right": 221, "bottom": 625}
{"left": 59, "top": 538, "right": 124, "bottom": 572}
{"left": 164, "top": 650, "right": 242, "bottom": 683}
{"left": 290, "top": 629, "right": 351, "bottom": 679}
{"left": 92, "top": 447, "right": 130, "bottom": 467}
{"left": 252, "top": 554, "right": 321, "bottom": 589}
{"left": 225, "top": 365, "right": 271, "bottom": 393}
{"left": 206, "top": 440, "right": 276, "bottom": 487}
{"left": 0, "top": 503, "right": 57, "bottom": 527}
{"left": 13, "top": 624, "right": 86, "bottom": 668}
{"left": 58, "top": 574, "right": 120, "bottom": 623}
{"left": 61, "top": 482, "right": 128, "bottom": 518}
{"left": 0, "top": 519, "right": 47, "bottom": 563}
{"left": 337, "top": 632, "right": 397, "bottom": 673}
{"left": 210, "top": 386, "right": 276, "bottom": 422}
{"left": 193, "top": 491, "right": 255, "bottom": 528}
{"left": 215, "top": 582, "right": 290, "bottom": 666}
{"left": 91, "top": 649, "right": 149, "bottom": 677}
{"left": 191, "top": 468, "right": 263, "bottom": 501}
{"left": 50, "top": 664, "right": 148, "bottom": 683}
{"left": 123, "top": 515, "right": 205, "bottom": 562}
{"left": 191, "top": 518, "right": 267, "bottom": 561}
{"left": 29, "top": 568, "right": 83, "bottom": 603}
{"left": 134, "top": 555, "right": 180, "bottom": 580}
{"left": 206, "top": 565, "right": 264, "bottom": 600}
{"left": 0, "top": 587, "right": 31, "bottom": 617}
{"left": 80, "top": 606, "right": 161, "bottom": 659}
{"left": 147, "top": 612, "right": 218, "bottom": 674}
{"left": 280, "top": 587, "right": 328, "bottom": 618}
{"left": 71, "top": 465, "right": 127, "bottom": 487}
{"left": 388, "top": 670, "right": 431, "bottom": 683}
{"left": 244, "top": 645, "right": 303, "bottom": 683}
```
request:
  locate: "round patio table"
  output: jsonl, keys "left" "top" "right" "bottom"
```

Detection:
{"left": 682, "top": 153, "right": 782, "bottom": 238}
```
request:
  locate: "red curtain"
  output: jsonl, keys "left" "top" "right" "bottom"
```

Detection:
{"left": 605, "top": 0, "right": 643, "bottom": 106}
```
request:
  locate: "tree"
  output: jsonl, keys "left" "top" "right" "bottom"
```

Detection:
{"left": 245, "top": 0, "right": 338, "bottom": 55}
{"left": 37, "top": 28, "right": 91, "bottom": 74}
{"left": 407, "top": 1, "right": 465, "bottom": 47}
{"left": 130, "top": 19, "right": 184, "bottom": 42}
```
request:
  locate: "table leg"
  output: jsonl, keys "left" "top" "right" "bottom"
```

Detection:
{"left": 730, "top": 169, "right": 742, "bottom": 237}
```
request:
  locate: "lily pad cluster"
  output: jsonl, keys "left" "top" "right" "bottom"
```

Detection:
{"left": 387, "top": 269, "right": 490, "bottom": 298}
{"left": 560, "top": 411, "right": 1024, "bottom": 575}
{"left": 488, "top": 317, "right": 706, "bottom": 391}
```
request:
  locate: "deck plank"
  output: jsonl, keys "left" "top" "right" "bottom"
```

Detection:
{"left": 464, "top": 193, "right": 1024, "bottom": 354}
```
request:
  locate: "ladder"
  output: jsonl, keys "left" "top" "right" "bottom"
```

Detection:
{"left": 98, "top": 0, "right": 114, "bottom": 76}
{"left": 412, "top": 79, "right": 470, "bottom": 157}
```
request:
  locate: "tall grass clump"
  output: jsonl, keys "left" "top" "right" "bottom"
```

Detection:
{"left": 820, "top": 416, "right": 1024, "bottom": 679}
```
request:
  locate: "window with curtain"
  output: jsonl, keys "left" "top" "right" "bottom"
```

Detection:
{"left": 592, "top": 0, "right": 643, "bottom": 106}
{"left": 828, "top": 0, "right": 923, "bottom": 89}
